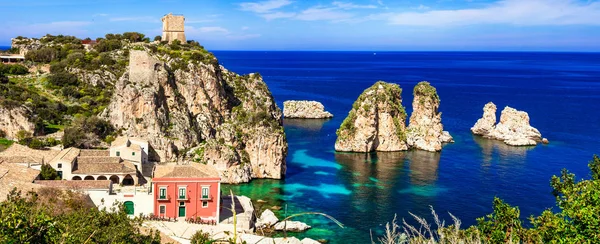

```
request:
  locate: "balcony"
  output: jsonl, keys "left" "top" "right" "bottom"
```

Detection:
{"left": 157, "top": 195, "right": 170, "bottom": 201}
{"left": 178, "top": 195, "right": 188, "bottom": 200}
{"left": 200, "top": 195, "right": 212, "bottom": 200}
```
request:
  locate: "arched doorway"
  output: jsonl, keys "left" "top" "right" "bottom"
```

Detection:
{"left": 122, "top": 174, "right": 135, "bottom": 186}
{"left": 109, "top": 175, "right": 119, "bottom": 184}
{"left": 97, "top": 176, "right": 107, "bottom": 180}
{"left": 84, "top": 176, "right": 95, "bottom": 180}
{"left": 124, "top": 201, "right": 134, "bottom": 215}
{"left": 72, "top": 176, "right": 82, "bottom": 180}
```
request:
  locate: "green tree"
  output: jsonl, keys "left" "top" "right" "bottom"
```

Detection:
{"left": 154, "top": 35, "right": 162, "bottom": 42}
{"left": 39, "top": 164, "right": 60, "bottom": 180}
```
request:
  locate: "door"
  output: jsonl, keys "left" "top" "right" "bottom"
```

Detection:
{"left": 178, "top": 202, "right": 185, "bottom": 217}
{"left": 124, "top": 201, "right": 134, "bottom": 215}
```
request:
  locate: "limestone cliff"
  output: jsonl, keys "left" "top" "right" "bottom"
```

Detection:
{"left": 283, "top": 100, "right": 333, "bottom": 119}
{"left": 0, "top": 106, "right": 35, "bottom": 140}
{"left": 406, "top": 82, "right": 453, "bottom": 152}
{"left": 471, "top": 102, "right": 543, "bottom": 146}
{"left": 103, "top": 49, "right": 286, "bottom": 183}
{"left": 335, "top": 81, "right": 408, "bottom": 152}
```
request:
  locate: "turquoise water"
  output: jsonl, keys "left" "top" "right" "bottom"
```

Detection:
{"left": 214, "top": 51, "right": 600, "bottom": 243}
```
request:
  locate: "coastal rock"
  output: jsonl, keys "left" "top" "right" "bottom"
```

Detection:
{"left": 274, "top": 221, "right": 312, "bottom": 232}
{"left": 471, "top": 103, "right": 543, "bottom": 146}
{"left": 471, "top": 102, "right": 497, "bottom": 135}
{"left": 283, "top": 100, "right": 333, "bottom": 119}
{"left": 256, "top": 209, "right": 279, "bottom": 229}
{"left": 487, "top": 106, "right": 542, "bottom": 146}
{"left": 103, "top": 50, "right": 287, "bottom": 183}
{"left": 335, "top": 81, "right": 409, "bottom": 152}
{"left": 406, "top": 82, "right": 453, "bottom": 152}
{"left": 0, "top": 106, "right": 35, "bottom": 140}
{"left": 239, "top": 234, "right": 320, "bottom": 244}
{"left": 542, "top": 138, "right": 549, "bottom": 144}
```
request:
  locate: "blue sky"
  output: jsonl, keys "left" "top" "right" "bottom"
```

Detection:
{"left": 0, "top": 0, "right": 599, "bottom": 51}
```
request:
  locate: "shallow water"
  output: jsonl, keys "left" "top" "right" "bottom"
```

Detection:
{"left": 217, "top": 51, "right": 600, "bottom": 243}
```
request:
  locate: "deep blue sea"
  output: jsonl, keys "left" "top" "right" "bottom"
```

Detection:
{"left": 214, "top": 51, "right": 600, "bottom": 243}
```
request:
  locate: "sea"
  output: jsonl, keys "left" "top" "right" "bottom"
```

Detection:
{"left": 212, "top": 51, "right": 600, "bottom": 243}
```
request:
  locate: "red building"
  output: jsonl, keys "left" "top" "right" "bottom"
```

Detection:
{"left": 152, "top": 164, "right": 221, "bottom": 221}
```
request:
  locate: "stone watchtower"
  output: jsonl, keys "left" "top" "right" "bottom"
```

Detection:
{"left": 161, "top": 13, "right": 186, "bottom": 44}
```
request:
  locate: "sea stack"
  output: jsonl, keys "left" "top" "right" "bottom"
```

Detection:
{"left": 335, "top": 81, "right": 409, "bottom": 152}
{"left": 471, "top": 102, "right": 544, "bottom": 146}
{"left": 406, "top": 81, "right": 453, "bottom": 152}
{"left": 283, "top": 100, "right": 333, "bottom": 119}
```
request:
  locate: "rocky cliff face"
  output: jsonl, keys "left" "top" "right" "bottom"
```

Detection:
{"left": 406, "top": 82, "right": 453, "bottom": 152}
{"left": 335, "top": 81, "right": 409, "bottom": 152}
{"left": 103, "top": 50, "right": 286, "bottom": 183}
{"left": 471, "top": 102, "right": 543, "bottom": 146}
{"left": 0, "top": 106, "right": 35, "bottom": 140}
{"left": 283, "top": 100, "right": 333, "bottom": 119}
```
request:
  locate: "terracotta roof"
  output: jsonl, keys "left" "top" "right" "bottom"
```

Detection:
{"left": 110, "top": 136, "right": 147, "bottom": 149}
{"left": 0, "top": 144, "right": 60, "bottom": 164}
{"left": 48, "top": 148, "right": 80, "bottom": 167}
{"left": 35, "top": 180, "right": 111, "bottom": 190}
{"left": 79, "top": 149, "right": 110, "bottom": 157}
{"left": 154, "top": 163, "right": 220, "bottom": 179}
{"left": 0, "top": 161, "right": 41, "bottom": 202}
{"left": 77, "top": 156, "right": 122, "bottom": 164}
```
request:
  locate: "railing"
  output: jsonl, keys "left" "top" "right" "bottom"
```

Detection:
{"left": 200, "top": 195, "right": 212, "bottom": 200}
{"left": 157, "top": 195, "right": 170, "bottom": 201}
{"left": 178, "top": 195, "right": 187, "bottom": 200}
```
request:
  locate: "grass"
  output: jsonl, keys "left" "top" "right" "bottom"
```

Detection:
{"left": 0, "top": 138, "right": 14, "bottom": 152}
{"left": 374, "top": 207, "right": 482, "bottom": 244}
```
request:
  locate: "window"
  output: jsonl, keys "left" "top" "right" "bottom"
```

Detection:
{"left": 178, "top": 187, "right": 186, "bottom": 199}
{"left": 57, "top": 163, "right": 62, "bottom": 169}
{"left": 202, "top": 201, "right": 208, "bottom": 208}
{"left": 201, "top": 186, "right": 210, "bottom": 199}
{"left": 159, "top": 187, "right": 167, "bottom": 200}
{"left": 132, "top": 152, "right": 135, "bottom": 156}
{"left": 159, "top": 205, "right": 166, "bottom": 214}
{"left": 116, "top": 151, "right": 120, "bottom": 156}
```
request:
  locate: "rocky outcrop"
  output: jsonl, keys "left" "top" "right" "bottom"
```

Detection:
{"left": 283, "top": 100, "right": 333, "bottom": 119}
{"left": 239, "top": 234, "right": 320, "bottom": 244}
{"left": 103, "top": 50, "right": 286, "bottom": 183}
{"left": 274, "top": 221, "right": 312, "bottom": 232}
{"left": 256, "top": 209, "right": 279, "bottom": 229}
{"left": 0, "top": 106, "right": 35, "bottom": 140}
{"left": 335, "top": 81, "right": 408, "bottom": 152}
{"left": 471, "top": 102, "right": 543, "bottom": 146}
{"left": 406, "top": 82, "right": 453, "bottom": 152}
{"left": 471, "top": 102, "right": 497, "bottom": 135}
{"left": 11, "top": 37, "right": 43, "bottom": 55}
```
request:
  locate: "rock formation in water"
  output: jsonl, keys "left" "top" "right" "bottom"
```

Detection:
{"left": 471, "top": 102, "right": 543, "bottom": 146}
{"left": 335, "top": 81, "right": 409, "bottom": 152}
{"left": 406, "top": 81, "right": 453, "bottom": 152}
{"left": 283, "top": 100, "right": 333, "bottom": 119}
{"left": 0, "top": 106, "right": 35, "bottom": 140}
{"left": 103, "top": 49, "right": 286, "bottom": 183}
{"left": 471, "top": 102, "right": 497, "bottom": 135}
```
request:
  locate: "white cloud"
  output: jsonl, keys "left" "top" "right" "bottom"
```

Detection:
{"left": 415, "top": 4, "right": 429, "bottom": 10}
{"left": 332, "top": 1, "right": 377, "bottom": 10}
{"left": 1, "top": 21, "right": 92, "bottom": 38}
{"left": 240, "top": 0, "right": 293, "bottom": 13}
{"left": 261, "top": 11, "right": 296, "bottom": 20}
{"left": 295, "top": 6, "right": 353, "bottom": 21}
{"left": 197, "top": 26, "right": 230, "bottom": 34}
{"left": 93, "top": 13, "right": 109, "bottom": 17}
{"left": 241, "top": 26, "right": 250, "bottom": 30}
{"left": 388, "top": 0, "right": 600, "bottom": 26}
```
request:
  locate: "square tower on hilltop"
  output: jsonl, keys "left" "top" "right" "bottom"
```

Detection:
{"left": 161, "top": 13, "right": 186, "bottom": 44}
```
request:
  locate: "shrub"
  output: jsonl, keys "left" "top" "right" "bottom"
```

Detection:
{"left": 39, "top": 163, "right": 60, "bottom": 180}
{"left": 190, "top": 230, "right": 212, "bottom": 244}
{"left": 47, "top": 71, "right": 79, "bottom": 87}
{"left": 25, "top": 47, "right": 58, "bottom": 63}
{"left": 154, "top": 35, "right": 162, "bottom": 42}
